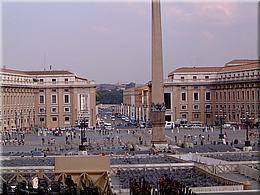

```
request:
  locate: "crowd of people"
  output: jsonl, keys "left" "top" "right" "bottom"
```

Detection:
{"left": 129, "top": 176, "right": 196, "bottom": 195}
{"left": 1, "top": 130, "right": 25, "bottom": 146}
{"left": 1, "top": 175, "right": 101, "bottom": 195}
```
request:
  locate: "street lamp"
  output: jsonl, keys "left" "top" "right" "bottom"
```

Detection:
{"left": 215, "top": 109, "right": 226, "bottom": 144}
{"left": 15, "top": 111, "right": 18, "bottom": 130}
{"left": 28, "top": 109, "right": 31, "bottom": 133}
{"left": 240, "top": 112, "right": 253, "bottom": 147}
{"left": 20, "top": 110, "right": 23, "bottom": 132}
{"left": 79, "top": 117, "right": 87, "bottom": 151}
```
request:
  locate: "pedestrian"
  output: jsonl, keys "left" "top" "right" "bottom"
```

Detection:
{"left": 41, "top": 138, "right": 45, "bottom": 145}
{"left": 233, "top": 126, "right": 236, "bottom": 131}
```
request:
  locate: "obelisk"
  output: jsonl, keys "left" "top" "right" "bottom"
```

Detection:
{"left": 151, "top": 0, "right": 167, "bottom": 147}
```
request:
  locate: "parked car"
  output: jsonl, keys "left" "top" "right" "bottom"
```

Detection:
{"left": 104, "top": 123, "right": 112, "bottom": 130}
{"left": 165, "top": 121, "right": 174, "bottom": 129}
{"left": 140, "top": 122, "right": 146, "bottom": 128}
{"left": 146, "top": 121, "right": 152, "bottom": 128}
{"left": 130, "top": 120, "right": 138, "bottom": 126}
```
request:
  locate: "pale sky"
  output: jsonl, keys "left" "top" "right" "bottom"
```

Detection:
{"left": 2, "top": 0, "right": 258, "bottom": 84}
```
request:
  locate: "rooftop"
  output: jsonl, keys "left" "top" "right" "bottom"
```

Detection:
{"left": 168, "top": 59, "right": 260, "bottom": 76}
{"left": 168, "top": 66, "right": 222, "bottom": 76}
{"left": 0, "top": 68, "right": 74, "bottom": 76}
{"left": 24, "top": 70, "right": 74, "bottom": 75}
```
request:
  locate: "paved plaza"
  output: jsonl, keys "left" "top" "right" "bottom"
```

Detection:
{"left": 1, "top": 125, "right": 259, "bottom": 157}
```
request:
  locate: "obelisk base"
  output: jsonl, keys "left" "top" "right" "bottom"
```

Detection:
{"left": 151, "top": 110, "right": 167, "bottom": 149}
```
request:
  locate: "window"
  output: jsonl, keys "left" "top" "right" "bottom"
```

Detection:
{"left": 164, "top": 93, "right": 171, "bottom": 109}
{"left": 181, "top": 105, "right": 187, "bottom": 110}
{"left": 52, "top": 117, "right": 57, "bottom": 121}
{"left": 216, "top": 92, "right": 218, "bottom": 100}
{"left": 181, "top": 92, "right": 186, "bottom": 101}
{"left": 39, "top": 89, "right": 44, "bottom": 92}
{"left": 205, "top": 76, "right": 209, "bottom": 79}
{"left": 237, "top": 91, "right": 240, "bottom": 100}
{"left": 220, "top": 92, "right": 222, "bottom": 100}
{"left": 64, "top": 94, "right": 70, "bottom": 104}
{"left": 39, "top": 79, "right": 44, "bottom": 83}
{"left": 64, "top": 89, "right": 69, "bottom": 92}
{"left": 193, "top": 105, "right": 199, "bottom": 110}
{"left": 247, "top": 91, "right": 249, "bottom": 99}
{"left": 65, "top": 116, "right": 70, "bottom": 121}
{"left": 165, "top": 115, "right": 171, "bottom": 122}
{"left": 194, "top": 114, "right": 199, "bottom": 119}
{"left": 252, "top": 91, "right": 255, "bottom": 100}
{"left": 194, "top": 86, "right": 199, "bottom": 89}
{"left": 64, "top": 107, "right": 70, "bottom": 112}
{"left": 39, "top": 108, "right": 45, "bottom": 113}
{"left": 52, "top": 89, "right": 56, "bottom": 92}
{"left": 206, "top": 105, "right": 211, "bottom": 110}
{"left": 242, "top": 91, "right": 245, "bottom": 100}
{"left": 181, "top": 76, "right": 184, "bottom": 80}
{"left": 205, "top": 92, "right": 211, "bottom": 101}
{"left": 206, "top": 114, "right": 211, "bottom": 119}
{"left": 39, "top": 95, "right": 45, "bottom": 104}
{"left": 181, "top": 114, "right": 187, "bottom": 119}
{"left": 193, "top": 92, "right": 199, "bottom": 101}
{"left": 52, "top": 95, "right": 57, "bottom": 104}
{"left": 51, "top": 107, "right": 57, "bottom": 113}
{"left": 65, "top": 78, "right": 68, "bottom": 83}
{"left": 52, "top": 78, "right": 57, "bottom": 84}
{"left": 224, "top": 92, "right": 226, "bottom": 100}
{"left": 193, "top": 76, "right": 197, "bottom": 80}
{"left": 40, "top": 117, "right": 44, "bottom": 122}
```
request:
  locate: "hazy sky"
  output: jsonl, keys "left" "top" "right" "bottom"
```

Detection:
{"left": 2, "top": 0, "right": 258, "bottom": 84}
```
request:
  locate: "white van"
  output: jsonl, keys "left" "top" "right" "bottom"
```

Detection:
{"left": 104, "top": 123, "right": 112, "bottom": 130}
{"left": 165, "top": 121, "right": 174, "bottom": 129}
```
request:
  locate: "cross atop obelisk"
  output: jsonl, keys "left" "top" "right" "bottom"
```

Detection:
{"left": 151, "top": 0, "right": 167, "bottom": 147}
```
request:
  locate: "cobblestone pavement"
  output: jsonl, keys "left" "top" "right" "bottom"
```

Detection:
{"left": 1, "top": 127, "right": 259, "bottom": 156}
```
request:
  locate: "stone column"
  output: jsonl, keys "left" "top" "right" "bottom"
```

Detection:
{"left": 151, "top": 0, "right": 167, "bottom": 145}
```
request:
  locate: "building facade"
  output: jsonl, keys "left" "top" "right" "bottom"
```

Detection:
{"left": 122, "top": 85, "right": 150, "bottom": 122}
{"left": 122, "top": 59, "right": 260, "bottom": 126}
{"left": 0, "top": 68, "right": 96, "bottom": 131}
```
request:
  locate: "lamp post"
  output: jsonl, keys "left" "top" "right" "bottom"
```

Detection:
{"left": 240, "top": 112, "right": 253, "bottom": 147}
{"left": 79, "top": 117, "right": 87, "bottom": 151}
{"left": 215, "top": 109, "right": 226, "bottom": 144}
{"left": 28, "top": 110, "right": 31, "bottom": 133}
{"left": 205, "top": 107, "right": 209, "bottom": 132}
{"left": 15, "top": 111, "right": 18, "bottom": 130}
{"left": 20, "top": 110, "right": 23, "bottom": 132}
{"left": 33, "top": 110, "right": 35, "bottom": 128}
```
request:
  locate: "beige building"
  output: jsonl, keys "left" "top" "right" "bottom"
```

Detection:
{"left": 122, "top": 59, "right": 260, "bottom": 126}
{"left": 122, "top": 85, "right": 150, "bottom": 122}
{"left": 0, "top": 68, "right": 96, "bottom": 131}
{"left": 212, "top": 60, "right": 260, "bottom": 125}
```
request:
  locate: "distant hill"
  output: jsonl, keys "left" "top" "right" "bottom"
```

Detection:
{"left": 96, "top": 83, "right": 127, "bottom": 104}
{"left": 96, "top": 83, "right": 126, "bottom": 91}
